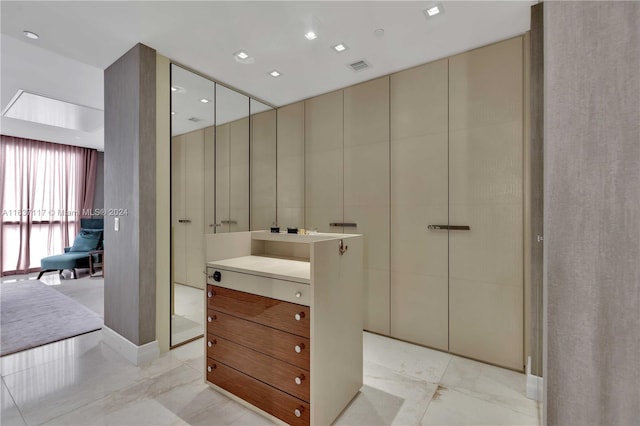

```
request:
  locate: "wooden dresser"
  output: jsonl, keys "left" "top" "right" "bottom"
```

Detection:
{"left": 205, "top": 231, "right": 363, "bottom": 425}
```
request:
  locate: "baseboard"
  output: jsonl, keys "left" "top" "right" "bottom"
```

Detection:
{"left": 526, "top": 356, "right": 544, "bottom": 401}
{"left": 102, "top": 326, "right": 159, "bottom": 366}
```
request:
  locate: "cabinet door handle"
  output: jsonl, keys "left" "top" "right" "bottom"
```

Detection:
{"left": 329, "top": 222, "right": 357, "bottom": 227}
{"left": 295, "top": 291, "right": 302, "bottom": 299}
{"left": 207, "top": 339, "right": 216, "bottom": 347}
{"left": 294, "top": 343, "right": 305, "bottom": 353}
{"left": 207, "top": 315, "right": 216, "bottom": 322}
{"left": 294, "top": 406, "right": 304, "bottom": 418}
{"left": 294, "top": 374, "right": 305, "bottom": 385}
{"left": 428, "top": 225, "right": 470, "bottom": 230}
{"left": 207, "top": 364, "right": 216, "bottom": 373}
{"left": 294, "top": 312, "right": 305, "bottom": 321}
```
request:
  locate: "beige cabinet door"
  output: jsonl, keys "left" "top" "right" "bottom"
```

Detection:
{"left": 215, "top": 123, "right": 230, "bottom": 233}
{"left": 251, "top": 109, "right": 277, "bottom": 230}
{"left": 229, "top": 117, "right": 250, "bottom": 232}
{"left": 277, "top": 102, "right": 305, "bottom": 229}
{"left": 171, "top": 134, "right": 186, "bottom": 285}
{"left": 305, "top": 90, "right": 343, "bottom": 233}
{"left": 344, "top": 76, "right": 390, "bottom": 335}
{"left": 204, "top": 126, "right": 215, "bottom": 235}
{"left": 448, "top": 37, "right": 524, "bottom": 371}
{"left": 184, "top": 129, "right": 205, "bottom": 289}
{"left": 390, "top": 59, "right": 450, "bottom": 351}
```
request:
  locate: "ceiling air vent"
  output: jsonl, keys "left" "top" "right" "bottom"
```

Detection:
{"left": 348, "top": 59, "right": 370, "bottom": 72}
{"left": 188, "top": 117, "right": 202, "bottom": 122}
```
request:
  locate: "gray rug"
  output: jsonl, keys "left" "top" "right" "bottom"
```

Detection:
{"left": 0, "top": 280, "right": 103, "bottom": 356}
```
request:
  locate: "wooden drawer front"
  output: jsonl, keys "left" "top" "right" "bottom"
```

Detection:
{"left": 207, "top": 310, "right": 310, "bottom": 370}
{"left": 207, "top": 359, "right": 310, "bottom": 426}
{"left": 207, "top": 286, "right": 310, "bottom": 338}
{"left": 206, "top": 267, "right": 310, "bottom": 306}
{"left": 207, "top": 334, "right": 310, "bottom": 402}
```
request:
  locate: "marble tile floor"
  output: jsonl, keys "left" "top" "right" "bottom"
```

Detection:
{"left": 1, "top": 329, "right": 540, "bottom": 426}
{"left": 171, "top": 284, "right": 205, "bottom": 345}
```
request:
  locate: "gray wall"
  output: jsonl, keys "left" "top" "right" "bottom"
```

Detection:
{"left": 544, "top": 2, "right": 640, "bottom": 425}
{"left": 93, "top": 151, "right": 104, "bottom": 210}
{"left": 104, "top": 43, "right": 157, "bottom": 346}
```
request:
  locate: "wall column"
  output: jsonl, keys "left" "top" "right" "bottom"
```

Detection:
{"left": 103, "top": 43, "right": 158, "bottom": 364}
{"left": 544, "top": 2, "right": 640, "bottom": 424}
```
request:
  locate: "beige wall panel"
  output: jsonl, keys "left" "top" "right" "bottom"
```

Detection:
{"left": 171, "top": 134, "right": 186, "bottom": 284}
{"left": 449, "top": 37, "right": 523, "bottom": 131}
{"left": 344, "top": 76, "right": 390, "bottom": 147}
{"left": 390, "top": 59, "right": 449, "bottom": 349}
{"left": 449, "top": 278, "right": 523, "bottom": 370}
{"left": 362, "top": 267, "right": 390, "bottom": 336}
{"left": 215, "top": 123, "right": 230, "bottom": 233}
{"left": 276, "top": 102, "right": 305, "bottom": 229}
{"left": 391, "top": 59, "right": 449, "bottom": 141}
{"left": 305, "top": 91, "right": 343, "bottom": 233}
{"left": 344, "top": 142, "right": 389, "bottom": 208}
{"left": 251, "top": 110, "right": 277, "bottom": 230}
{"left": 230, "top": 118, "right": 250, "bottom": 233}
{"left": 204, "top": 127, "right": 215, "bottom": 234}
{"left": 448, "top": 36, "right": 524, "bottom": 371}
{"left": 391, "top": 271, "right": 448, "bottom": 351}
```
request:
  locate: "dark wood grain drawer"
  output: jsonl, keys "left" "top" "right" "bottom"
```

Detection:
{"left": 207, "top": 334, "right": 310, "bottom": 402}
{"left": 207, "top": 285, "right": 310, "bottom": 338}
{"left": 207, "top": 309, "right": 310, "bottom": 370}
{"left": 207, "top": 358, "right": 310, "bottom": 426}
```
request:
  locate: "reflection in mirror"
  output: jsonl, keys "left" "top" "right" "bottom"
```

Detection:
{"left": 276, "top": 102, "right": 305, "bottom": 231}
{"left": 215, "top": 84, "right": 249, "bottom": 233}
{"left": 170, "top": 64, "right": 212, "bottom": 346}
{"left": 250, "top": 99, "right": 276, "bottom": 230}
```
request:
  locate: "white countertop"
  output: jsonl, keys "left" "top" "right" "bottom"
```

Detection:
{"left": 207, "top": 255, "right": 310, "bottom": 284}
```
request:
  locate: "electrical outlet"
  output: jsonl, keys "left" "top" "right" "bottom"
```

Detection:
{"left": 114, "top": 217, "right": 120, "bottom": 232}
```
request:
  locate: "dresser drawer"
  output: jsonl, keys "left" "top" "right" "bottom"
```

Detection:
{"left": 207, "top": 334, "right": 310, "bottom": 402}
{"left": 207, "top": 286, "right": 310, "bottom": 338}
{"left": 207, "top": 310, "right": 310, "bottom": 370}
{"left": 207, "top": 359, "right": 310, "bottom": 426}
{"left": 206, "top": 267, "right": 310, "bottom": 306}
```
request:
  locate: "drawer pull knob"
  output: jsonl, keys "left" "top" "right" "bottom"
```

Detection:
{"left": 294, "top": 343, "right": 305, "bottom": 353}
{"left": 207, "top": 291, "right": 213, "bottom": 298}
{"left": 207, "top": 315, "right": 216, "bottom": 322}
{"left": 294, "top": 407, "right": 304, "bottom": 418}
{"left": 207, "top": 340, "right": 216, "bottom": 347}
{"left": 294, "top": 374, "right": 305, "bottom": 385}
{"left": 207, "top": 364, "right": 216, "bottom": 373}
{"left": 294, "top": 312, "right": 305, "bottom": 321}
{"left": 295, "top": 291, "right": 302, "bottom": 299}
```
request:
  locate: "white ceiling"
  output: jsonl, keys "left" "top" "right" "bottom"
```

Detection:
{"left": 0, "top": 1, "right": 535, "bottom": 150}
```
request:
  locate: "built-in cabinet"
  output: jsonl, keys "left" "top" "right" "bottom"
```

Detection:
{"left": 250, "top": 108, "right": 277, "bottom": 230}
{"left": 171, "top": 129, "right": 205, "bottom": 289}
{"left": 276, "top": 102, "right": 305, "bottom": 229}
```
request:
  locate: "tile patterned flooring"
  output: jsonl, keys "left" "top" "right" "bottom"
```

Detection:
{"left": 1, "top": 272, "right": 540, "bottom": 425}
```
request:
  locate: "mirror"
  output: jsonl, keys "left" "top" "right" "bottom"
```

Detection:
{"left": 170, "top": 64, "right": 213, "bottom": 346}
{"left": 250, "top": 99, "right": 277, "bottom": 230}
{"left": 215, "top": 85, "right": 250, "bottom": 233}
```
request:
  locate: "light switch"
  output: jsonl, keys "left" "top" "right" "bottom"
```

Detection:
{"left": 114, "top": 217, "right": 120, "bottom": 232}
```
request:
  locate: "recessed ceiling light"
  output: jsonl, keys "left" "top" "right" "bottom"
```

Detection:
{"left": 23, "top": 30, "right": 39, "bottom": 40}
{"left": 171, "top": 86, "right": 177, "bottom": 92}
{"left": 235, "top": 50, "right": 249, "bottom": 60}
{"left": 305, "top": 31, "right": 317, "bottom": 40}
{"left": 200, "top": 98, "right": 210, "bottom": 103}
{"left": 423, "top": 3, "right": 444, "bottom": 18}
{"left": 332, "top": 43, "right": 348, "bottom": 53}
{"left": 269, "top": 70, "right": 282, "bottom": 78}
{"left": 171, "top": 111, "right": 176, "bottom": 115}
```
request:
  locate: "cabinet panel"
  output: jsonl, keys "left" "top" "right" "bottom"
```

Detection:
{"left": 171, "top": 134, "right": 186, "bottom": 285}
{"left": 184, "top": 129, "right": 205, "bottom": 288}
{"left": 204, "top": 127, "right": 215, "bottom": 234}
{"left": 305, "top": 91, "right": 343, "bottom": 233}
{"left": 390, "top": 59, "right": 449, "bottom": 349}
{"left": 215, "top": 123, "right": 230, "bottom": 233}
{"left": 448, "top": 37, "right": 523, "bottom": 370}
{"left": 277, "top": 102, "right": 305, "bottom": 229}
{"left": 230, "top": 117, "right": 250, "bottom": 232}
{"left": 251, "top": 109, "right": 277, "bottom": 230}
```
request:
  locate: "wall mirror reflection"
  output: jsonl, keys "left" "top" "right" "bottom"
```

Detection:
{"left": 250, "top": 99, "right": 276, "bottom": 230}
{"left": 170, "top": 64, "right": 213, "bottom": 347}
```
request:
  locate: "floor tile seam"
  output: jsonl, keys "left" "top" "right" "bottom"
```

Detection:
{"left": 37, "top": 391, "right": 113, "bottom": 425}
{"left": 434, "top": 384, "right": 539, "bottom": 418}
{"left": 2, "top": 376, "right": 28, "bottom": 426}
{"left": 364, "top": 359, "right": 444, "bottom": 387}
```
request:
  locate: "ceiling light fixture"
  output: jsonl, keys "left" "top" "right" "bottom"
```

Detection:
{"left": 200, "top": 98, "right": 210, "bottom": 103}
{"left": 332, "top": 43, "right": 348, "bottom": 53}
{"left": 269, "top": 70, "right": 282, "bottom": 78}
{"left": 23, "top": 30, "right": 39, "bottom": 40}
{"left": 423, "top": 3, "right": 444, "bottom": 18}
{"left": 171, "top": 86, "right": 177, "bottom": 92}
{"left": 305, "top": 31, "right": 317, "bottom": 40}
{"left": 235, "top": 50, "right": 249, "bottom": 60}
{"left": 171, "top": 111, "right": 176, "bottom": 115}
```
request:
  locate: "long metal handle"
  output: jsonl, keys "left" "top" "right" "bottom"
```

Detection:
{"left": 178, "top": 219, "right": 191, "bottom": 223}
{"left": 428, "top": 225, "right": 470, "bottom": 230}
{"left": 220, "top": 220, "right": 238, "bottom": 225}
{"left": 329, "top": 222, "right": 358, "bottom": 227}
